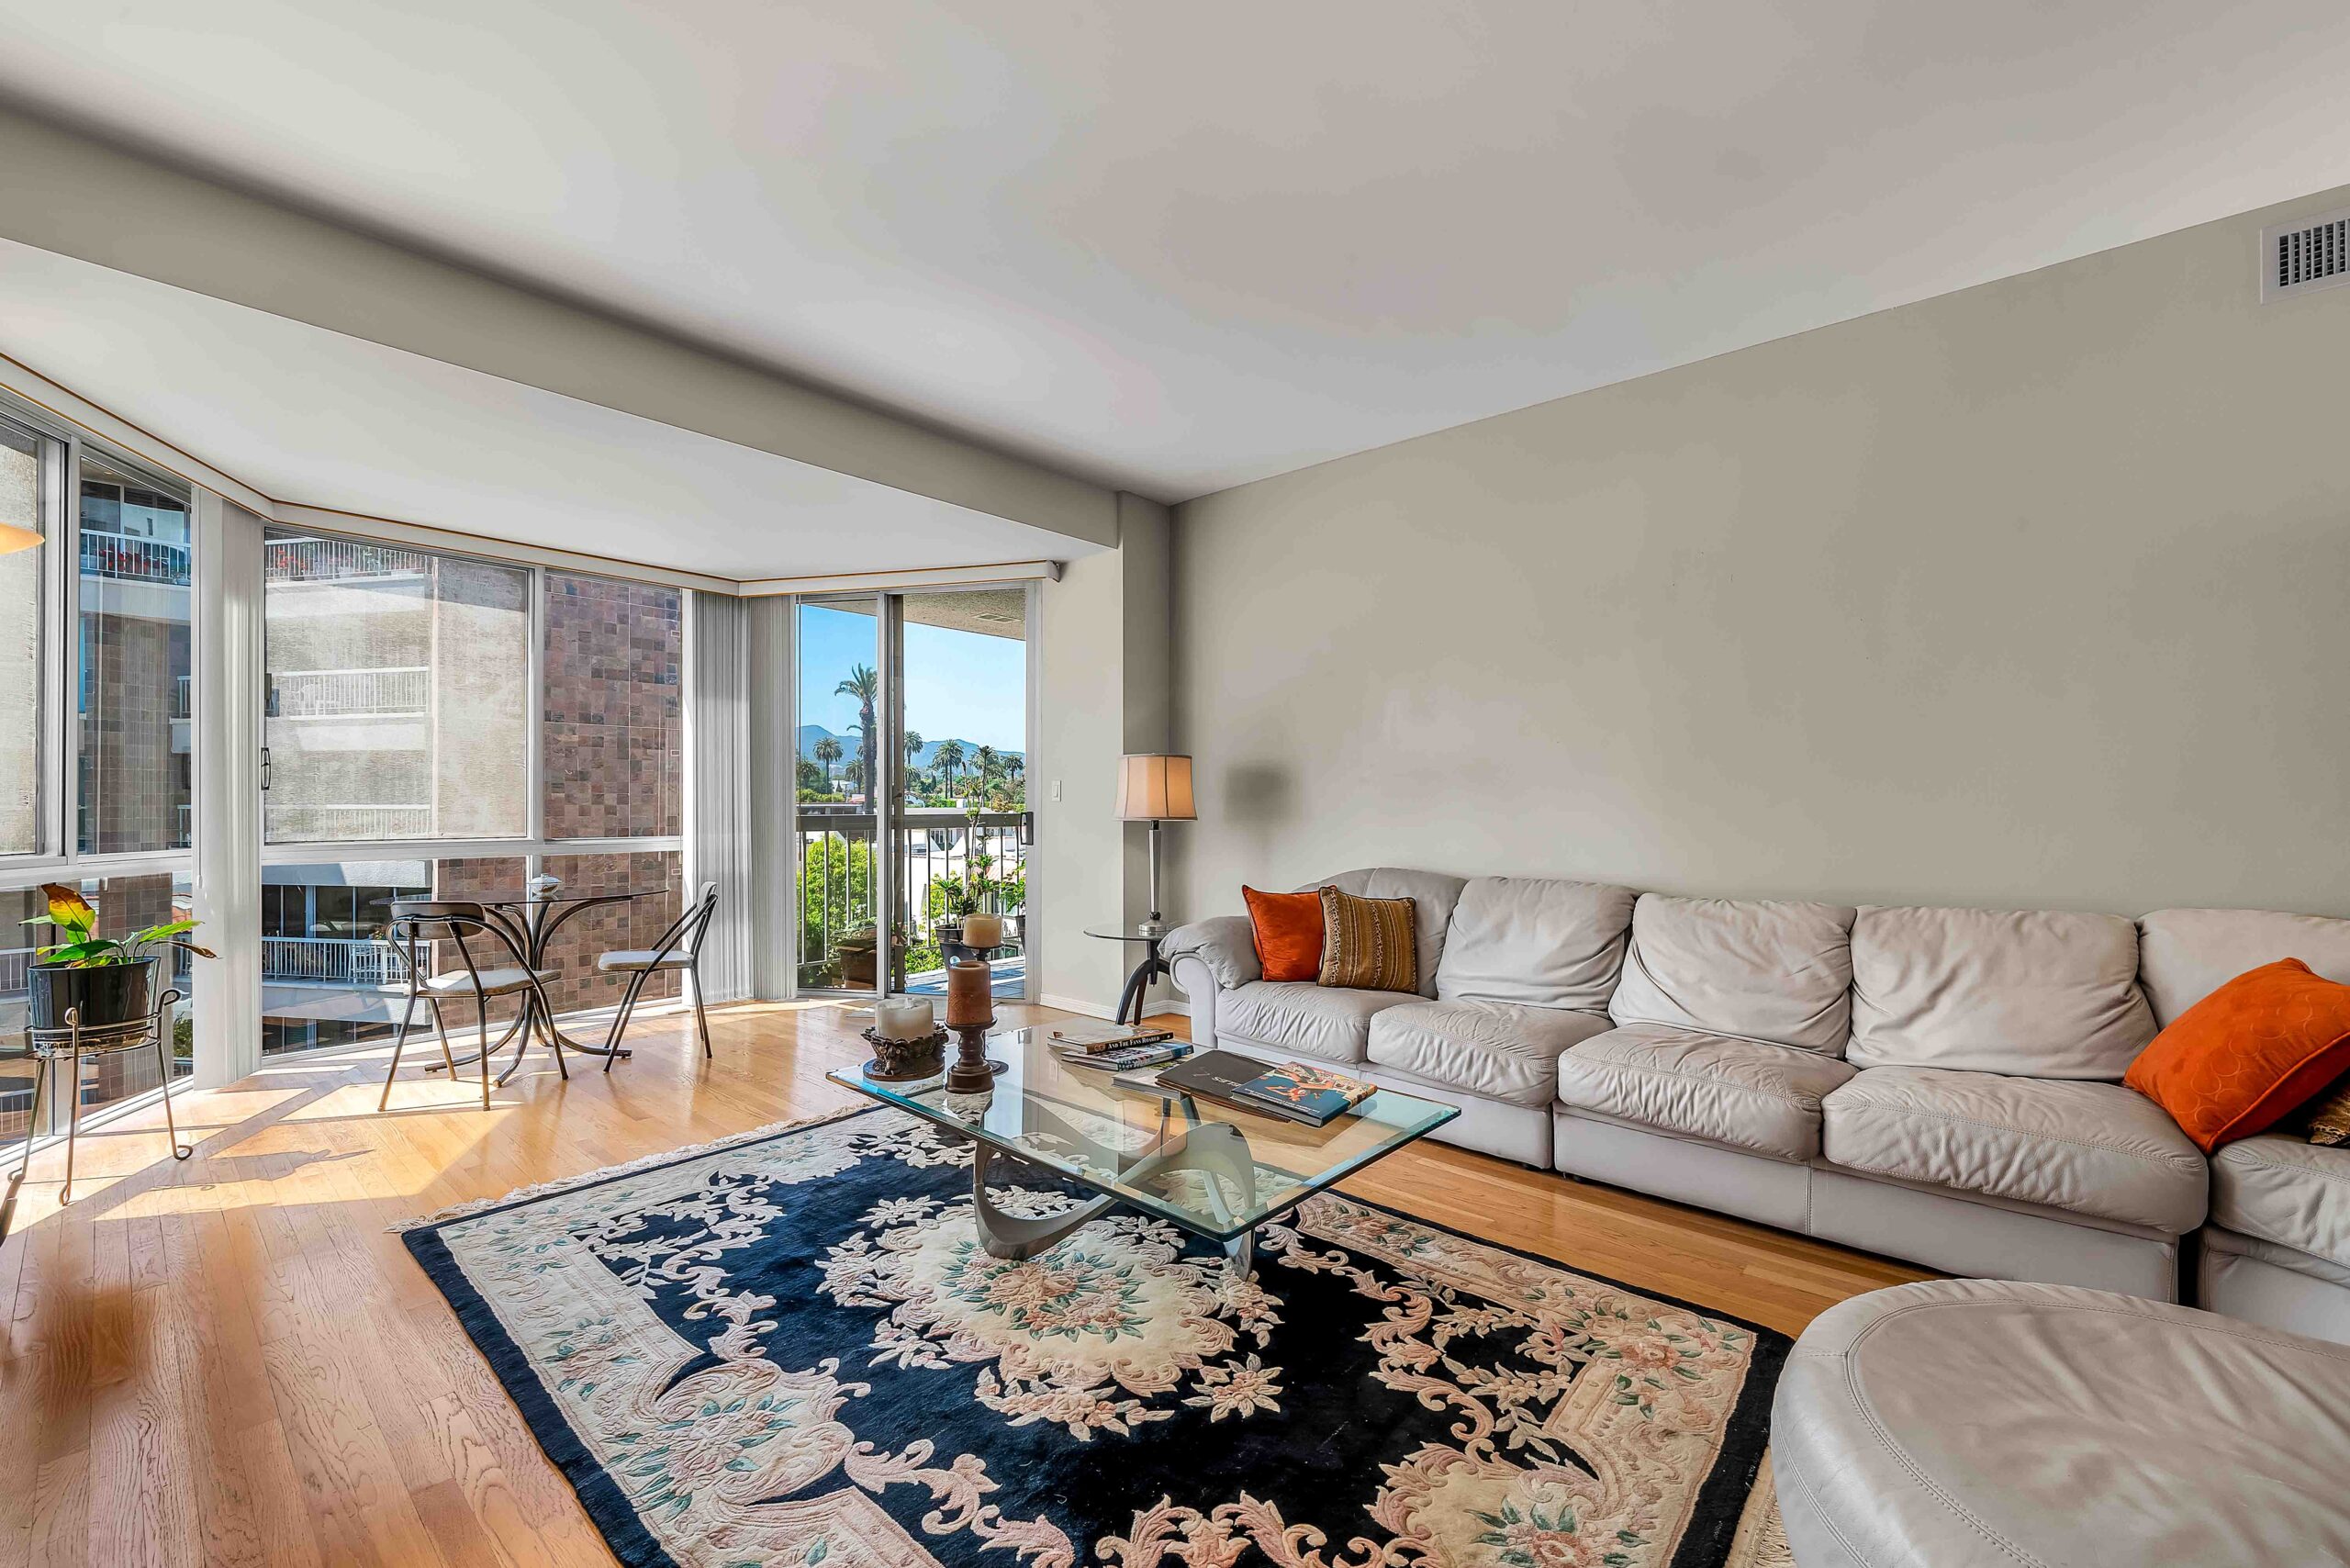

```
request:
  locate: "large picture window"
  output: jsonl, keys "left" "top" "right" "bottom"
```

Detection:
{"left": 263, "top": 529, "right": 531, "bottom": 843}
{"left": 76, "top": 454, "right": 193, "bottom": 855}
{"left": 0, "top": 420, "right": 43, "bottom": 856}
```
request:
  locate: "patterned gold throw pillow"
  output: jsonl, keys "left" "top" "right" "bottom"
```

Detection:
{"left": 1317, "top": 888, "right": 1418, "bottom": 992}
{"left": 2308, "top": 1076, "right": 2350, "bottom": 1147}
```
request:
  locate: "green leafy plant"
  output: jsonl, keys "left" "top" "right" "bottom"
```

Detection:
{"left": 22, "top": 882, "right": 218, "bottom": 969}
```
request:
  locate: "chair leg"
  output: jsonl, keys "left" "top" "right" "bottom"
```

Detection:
{"left": 378, "top": 991, "right": 420, "bottom": 1112}
{"left": 602, "top": 969, "right": 653, "bottom": 1074}
{"left": 476, "top": 997, "right": 493, "bottom": 1111}
{"left": 688, "top": 967, "right": 712, "bottom": 1060}
{"left": 430, "top": 1000, "right": 456, "bottom": 1074}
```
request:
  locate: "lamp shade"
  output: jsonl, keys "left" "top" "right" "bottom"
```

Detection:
{"left": 1115, "top": 753, "right": 1195, "bottom": 822}
{"left": 0, "top": 521, "right": 40, "bottom": 555}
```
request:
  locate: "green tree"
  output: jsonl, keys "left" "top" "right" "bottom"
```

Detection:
{"left": 801, "top": 833, "right": 874, "bottom": 950}
{"left": 836, "top": 664, "right": 879, "bottom": 802}
{"left": 797, "top": 756, "right": 825, "bottom": 793}
{"left": 811, "top": 734, "right": 842, "bottom": 781}
{"left": 972, "top": 745, "right": 999, "bottom": 785}
{"left": 934, "top": 739, "right": 965, "bottom": 790}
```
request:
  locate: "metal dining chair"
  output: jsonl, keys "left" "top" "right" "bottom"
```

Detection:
{"left": 594, "top": 880, "right": 721, "bottom": 1070}
{"left": 377, "top": 900, "right": 565, "bottom": 1111}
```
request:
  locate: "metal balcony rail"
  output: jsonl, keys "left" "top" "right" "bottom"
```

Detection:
{"left": 0, "top": 946, "right": 28, "bottom": 995}
{"left": 272, "top": 666, "right": 431, "bottom": 719}
{"left": 176, "top": 803, "right": 193, "bottom": 849}
{"left": 796, "top": 810, "right": 1028, "bottom": 978}
{"left": 173, "top": 674, "right": 194, "bottom": 719}
{"left": 264, "top": 534, "right": 432, "bottom": 583}
{"left": 263, "top": 802, "right": 435, "bottom": 839}
{"left": 80, "top": 528, "right": 191, "bottom": 586}
{"left": 261, "top": 935, "right": 411, "bottom": 986}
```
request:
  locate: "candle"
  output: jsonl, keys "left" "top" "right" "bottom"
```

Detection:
{"left": 944, "top": 958, "right": 993, "bottom": 1027}
{"left": 876, "top": 997, "right": 934, "bottom": 1041}
{"left": 961, "top": 913, "right": 1005, "bottom": 948}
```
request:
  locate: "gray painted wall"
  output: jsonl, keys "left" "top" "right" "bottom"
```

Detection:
{"left": 1171, "top": 184, "right": 2350, "bottom": 924}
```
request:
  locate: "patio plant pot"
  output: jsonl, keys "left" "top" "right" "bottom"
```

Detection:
{"left": 28, "top": 956, "right": 157, "bottom": 1034}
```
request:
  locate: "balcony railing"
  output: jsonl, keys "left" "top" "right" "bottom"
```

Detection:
{"left": 0, "top": 946, "right": 29, "bottom": 995}
{"left": 797, "top": 809, "right": 1027, "bottom": 988}
{"left": 262, "top": 935, "right": 410, "bottom": 987}
{"left": 176, "top": 802, "right": 193, "bottom": 849}
{"left": 263, "top": 802, "right": 434, "bottom": 839}
{"left": 81, "top": 528, "right": 191, "bottom": 586}
{"left": 272, "top": 666, "right": 430, "bottom": 720}
{"left": 264, "top": 535, "right": 432, "bottom": 583}
{"left": 173, "top": 674, "right": 193, "bottom": 719}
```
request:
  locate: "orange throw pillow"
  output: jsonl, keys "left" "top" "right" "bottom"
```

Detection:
{"left": 2124, "top": 958, "right": 2350, "bottom": 1152}
{"left": 1243, "top": 886, "right": 1326, "bottom": 982}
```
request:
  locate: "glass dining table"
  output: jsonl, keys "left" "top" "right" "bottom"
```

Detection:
{"left": 421, "top": 882, "right": 670, "bottom": 1086}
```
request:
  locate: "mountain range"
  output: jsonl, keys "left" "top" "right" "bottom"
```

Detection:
{"left": 797, "top": 723, "right": 1022, "bottom": 772}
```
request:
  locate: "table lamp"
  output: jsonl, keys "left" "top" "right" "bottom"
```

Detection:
{"left": 1115, "top": 754, "right": 1195, "bottom": 936}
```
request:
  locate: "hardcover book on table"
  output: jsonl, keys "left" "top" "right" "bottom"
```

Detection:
{"left": 1228, "top": 1059, "right": 1377, "bottom": 1126}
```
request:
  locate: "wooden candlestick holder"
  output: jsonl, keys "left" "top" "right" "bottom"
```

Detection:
{"left": 945, "top": 1019, "right": 1006, "bottom": 1093}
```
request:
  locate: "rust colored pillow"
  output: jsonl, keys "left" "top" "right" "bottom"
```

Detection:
{"left": 2124, "top": 958, "right": 2350, "bottom": 1152}
{"left": 1243, "top": 885, "right": 1326, "bottom": 982}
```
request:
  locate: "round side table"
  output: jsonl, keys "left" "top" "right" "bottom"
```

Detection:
{"left": 1083, "top": 924, "right": 1173, "bottom": 1026}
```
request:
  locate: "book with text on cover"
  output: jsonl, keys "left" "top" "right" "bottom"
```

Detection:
{"left": 1048, "top": 1020, "right": 1176, "bottom": 1053}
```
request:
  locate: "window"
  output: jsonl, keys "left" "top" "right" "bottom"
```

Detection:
{"left": 0, "top": 874, "right": 194, "bottom": 1153}
{"left": 76, "top": 454, "right": 193, "bottom": 855}
{"left": 0, "top": 420, "right": 42, "bottom": 855}
{"left": 543, "top": 571, "right": 681, "bottom": 839}
{"left": 263, "top": 529, "right": 531, "bottom": 842}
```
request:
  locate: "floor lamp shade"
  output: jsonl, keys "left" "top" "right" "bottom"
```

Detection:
{"left": 1115, "top": 754, "right": 1196, "bottom": 822}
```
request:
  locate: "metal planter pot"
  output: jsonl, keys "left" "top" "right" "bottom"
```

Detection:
{"left": 26, "top": 957, "right": 156, "bottom": 1034}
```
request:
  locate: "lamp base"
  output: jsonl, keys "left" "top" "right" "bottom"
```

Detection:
{"left": 945, "top": 1021, "right": 1006, "bottom": 1093}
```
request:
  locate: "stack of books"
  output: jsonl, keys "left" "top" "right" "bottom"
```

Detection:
{"left": 1047, "top": 1021, "right": 1192, "bottom": 1072}
{"left": 1137, "top": 1049, "right": 1379, "bottom": 1126}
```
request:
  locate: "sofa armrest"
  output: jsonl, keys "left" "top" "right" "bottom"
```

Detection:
{"left": 1165, "top": 915, "right": 1260, "bottom": 991}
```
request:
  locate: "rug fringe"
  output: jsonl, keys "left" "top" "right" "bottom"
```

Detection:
{"left": 387, "top": 1103, "right": 878, "bottom": 1232}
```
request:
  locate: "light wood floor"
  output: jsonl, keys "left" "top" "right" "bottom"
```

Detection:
{"left": 0, "top": 1000, "right": 1928, "bottom": 1568}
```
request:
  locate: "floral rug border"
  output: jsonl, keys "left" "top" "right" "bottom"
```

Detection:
{"left": 401, "top": 1105, "right": 1789, "bottom": 1568}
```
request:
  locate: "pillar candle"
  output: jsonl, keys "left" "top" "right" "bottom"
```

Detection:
{"left": 876, "top": 997, "right": 934, "bottom": 1040}
{"left": 944, "top": 958, "right": 993, "bottom": 1027}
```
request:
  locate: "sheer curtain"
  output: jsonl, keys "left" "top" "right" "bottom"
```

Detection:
{"left": 684, "top": 590, "right": 754, "bottom": 1002}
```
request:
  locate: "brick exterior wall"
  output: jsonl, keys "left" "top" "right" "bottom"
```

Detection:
{"left": 543, "top": 574, "right": 682, "bottom": 840}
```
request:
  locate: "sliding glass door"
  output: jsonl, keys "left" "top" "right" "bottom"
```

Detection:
{"left": 792, "top": 587, "right": 1032, "bottom": 1000}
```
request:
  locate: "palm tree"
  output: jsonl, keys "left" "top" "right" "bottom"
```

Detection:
{"left": 835, "top": 664, "right": 878, "bottom": 802}
{"left": 903, "top": 729, "right": 924, "bottom": 769}
{"left": 811, "top": 734, "right": 842, "bottom": 783}
{"left": 973, "top": 745, "right": 1000, "bottom": 785}
{"left": 934, "top": 739, "right": 965, "bottom": 790}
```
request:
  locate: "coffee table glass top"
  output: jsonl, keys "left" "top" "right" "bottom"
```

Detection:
{"left": 828, "top": 1027, "right": 1459, "bottom": 1242}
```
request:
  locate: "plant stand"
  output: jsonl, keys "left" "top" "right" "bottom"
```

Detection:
{"left": 1, "top": 987, "right": 193, "bottom": 1238}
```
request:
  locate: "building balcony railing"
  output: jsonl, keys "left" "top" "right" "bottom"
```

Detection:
{"left": 263, "top": 802, "right": 434, "bottom": 839}
{"left": 0, "top": 946, "right": 29, "bottom": 996}
{"left": 262, "top": 935, "right": 410, "bottom": 987}
{"left": 264, "top": 534, "right": 432, "bottom": 584}
{"left": 176, "top": 802, "right": 193, "bottom": 849}
{"left": 80, "top": 528, "right": 191, "bottom": 586}
{"left": 271, "top": 666, "right": 430, "bottom": 720}
{"left": 173, "top": 674, "right": 193, "bottom": 719}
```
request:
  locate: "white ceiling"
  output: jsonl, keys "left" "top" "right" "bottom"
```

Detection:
{"left": 2, "top": 2, "right": 2349, "bottom": 504}
{"left": 0, "top": 238, "right": 1091, "bottom": 579}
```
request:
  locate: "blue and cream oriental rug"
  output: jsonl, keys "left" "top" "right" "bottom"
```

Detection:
{"left": 400, "top": 1107, "right": 1794, "bottom": 1568}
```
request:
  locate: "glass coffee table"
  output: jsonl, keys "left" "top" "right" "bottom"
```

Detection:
{"left": 829, "top": 1026, "right": 1459, "bottom": 1273}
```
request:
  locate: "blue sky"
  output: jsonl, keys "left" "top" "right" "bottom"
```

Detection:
{"left": 798, "top": 603, "right": 1025, "bottom": 752}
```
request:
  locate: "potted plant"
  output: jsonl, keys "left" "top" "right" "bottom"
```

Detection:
{"left": 21, "top": 882, "right": 216, "bottom": 1033}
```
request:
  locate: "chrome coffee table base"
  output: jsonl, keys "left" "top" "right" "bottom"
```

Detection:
{"left": 970, "top": 1117, "right": 1262, "bottom": 1271}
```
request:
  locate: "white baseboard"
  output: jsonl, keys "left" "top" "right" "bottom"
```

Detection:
{"left": 1036, "top": 993, "right": 1190, "bottom": 1020}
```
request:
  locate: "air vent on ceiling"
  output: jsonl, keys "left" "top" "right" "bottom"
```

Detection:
{"left": 2260, "top": 208, "right": 2350, "bottom": 302}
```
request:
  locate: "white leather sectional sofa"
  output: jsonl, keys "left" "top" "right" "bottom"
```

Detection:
{"left": 1164, "top": 868, "right": 2350, "bottom": 1338}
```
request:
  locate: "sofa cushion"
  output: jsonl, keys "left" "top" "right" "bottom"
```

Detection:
{"left": 1433, "top": 876, "right": 1637, "bottom": 1013}
{"left": 2139, "top": 907, "right": 2350, "bottom": 1027}
{"left": 1820, "top": 1067, "right": 2207, "bottom": 1234}
{"left": 2210, "top": 1134, "right": 2350, "bottom": 1270}
{"left": 1367, "top": 1000, "right": 1611, "bottom": 1108}
{"left": 1215, "top": 980, "right": 1410, "bottom": 1064}
{"left": 1309, "top": 868, "right": 1467, "bottom": 998}
{"left": 1554, "top": 1023, "right": 1858, "bottom": 1163}
{"left": 1317, "top": 888, "right": 1420, "bottom": 991}
{"left": 1849, "top": 904, "right": 2154, "bottom": 1079}
{"left": 2125, "top": 958, "right": 2350, "bottom": 1151}
{"left": 1608, "top": 894, "right": 1856, "bottom": 1053}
